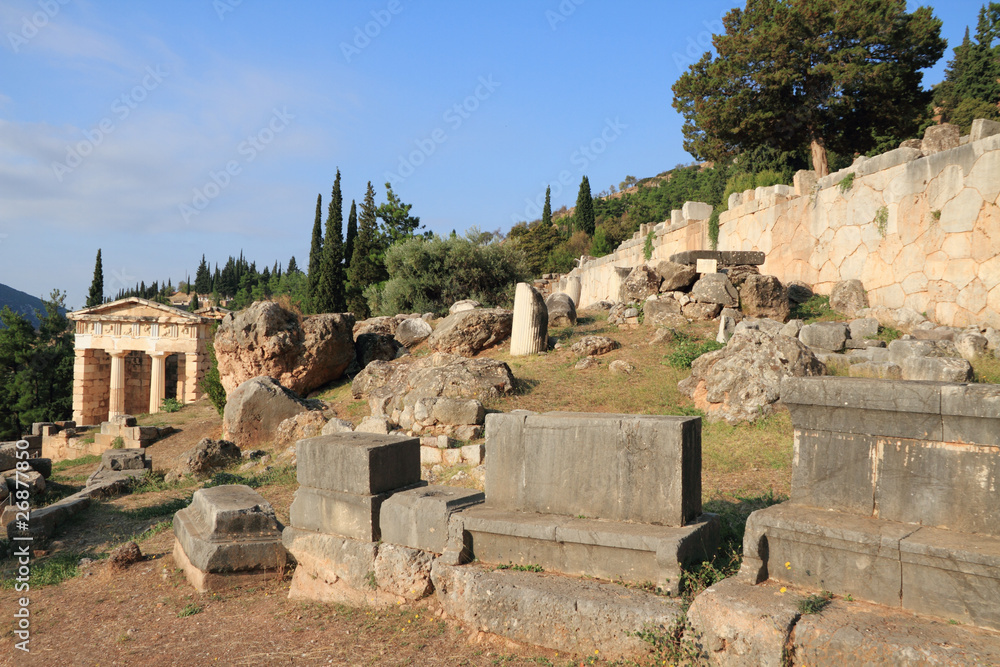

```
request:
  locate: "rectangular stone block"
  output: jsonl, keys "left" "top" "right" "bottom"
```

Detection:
{"left": 296, "top": 433, "right": 420, "bottom": 495}
{"left": 484, "top": 412, "right": 701, "bottom": 526}
{"left": 379, "top": 485, "right": 484, "bottom": 554}
{"left": 941, "top": 384, "right": 1000, "bottom": 446}
{"left": 669, "top": 250, "right": 765, "bottom": 266}
{"left": 786, "top": 404, "right": 941, "bottom": 442}
{"left": 900, "top": 527, "right": 1000, "bottom": 631}
{"left": 791, "top": 429, "right": 875, "bottom": 514}
{"left": 290, "top": 486, "right": 395, "bottom": 541}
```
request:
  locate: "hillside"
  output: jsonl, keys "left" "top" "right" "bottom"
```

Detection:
{"left": 0, "top": 281, "right": 62, "bottom": 327}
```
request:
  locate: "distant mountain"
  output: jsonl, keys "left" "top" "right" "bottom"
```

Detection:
{"left": 0, "top": 283, "right": 64, "bottom": 327}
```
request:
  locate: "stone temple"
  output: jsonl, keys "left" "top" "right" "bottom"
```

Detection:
{"left": 67, "top": 297, "right": 215, "bottom": 424}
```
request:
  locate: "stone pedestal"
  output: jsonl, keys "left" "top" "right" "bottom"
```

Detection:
{"left": 509, "top": 282, "right": 548, "bottom": 356}
{"left": 172, "top": 485, "right": 286, "bottom": 593}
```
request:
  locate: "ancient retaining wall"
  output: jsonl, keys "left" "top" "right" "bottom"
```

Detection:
{"left": 567, "top": 123, "right": 1000, "bottom": 328}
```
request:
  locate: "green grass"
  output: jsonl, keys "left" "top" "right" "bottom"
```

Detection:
{"left": 203, "top": 464, "right": 297, "bottom": 489}
{"left": 876, "top": 325, "right": 902, "bottom": 344}
{"left": 128, "top": 470, "right": 198, "bottom": 494}
{"left": 790, "top": 294, "right": 842, "bottom": 323}
{"left": 119, "top": 496, "right": 191, "bottom": 521}
{"left": 664, "top": 331, "right": 725, "bottom": 369}
{"left": 51, "top": 454, "right": 101, "bottom": 473}
{"left": 973, "top": 355, "right": 1000, "bottom": 384}
{"left": 177, "top": 603, "right": 203, "bottom": 618}
{"left": 0, "top": 551, "right": 89, "bottom": 589}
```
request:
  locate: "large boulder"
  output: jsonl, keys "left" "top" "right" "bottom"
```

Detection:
{"left": 739, "top": 275, "right": 790, "bottom": 322}
{"left": 214, "top": 301, "right": 355, "bottom": 395}
{"left": 678, "top": 329, "right": 826, "bottom": 424}
{"left": 570, "top": 336, "right": 621, "bottom": 357}
{"left": 653, "top": 260, "right": 697, "bottom": 292}
{"left": 619, "top": 264, "right": 662, "bottom": 302}
{"left": 449, "top": 300, "right": 480, "bottom": 314}
{"left": 722, "top": 265, "right": 760, "bottom": 290}
{"left": 921, "top": 123, "right": 960, "bottom": 155}
{"left": 798, "top": 322, "right": 849, "bottom": 352}
{"left": 786, "top": 281, "right": 814, "bottom": 304}
{"left": 222, "top": 376, "right": 312, "bottom": 449}
{"left": 691, "top": 273, "right": 738, "bottom": 307}
{"left": 544, "top": 292, "right": 577, "bottom": 327}
{"left": 645, "top": 296, "right": 684, "bottom": 326}
{"left": 355, "top": 332, "right": 407, "bottom": 370}
{"left": 352, "top": 352, "right": 515, "bottom": 427}
{"left": 427, "top": 308, "right": 513, "bottom": 356}
{"left": 829, "top": 280, "right": 869, "bottom": 318}
{"left": 394, "top": 318, "right": 433, "bottom": 348}
{"left": 273, "top": 411, "right": 329, "bottom": 449}
{"left": 354, "top": 316, "right": 397, "bottom": 337}
{"left": 167, "top": 438, "right": 241, "bottom": 481}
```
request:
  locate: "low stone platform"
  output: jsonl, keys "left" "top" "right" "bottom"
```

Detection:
{"left": 380, "top": 484, "right": 484, "bottom": 555}
{"left": 669, "top": 250, "right": 765, "bottom": 266}
{"left": 432, "top": 562, "right": 682, "bottom": 658}
{"left": 459, "top": 507, "right": 719, "bottom": 595}
{"left": 686, "top": 578, "right": 1000, "bottom": 666}
{"left": 172, "top": 485, "right": 286, "bottom": 593}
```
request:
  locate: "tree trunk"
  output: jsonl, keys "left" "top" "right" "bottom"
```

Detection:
{"left": 810, "top": 137, "right": 829, "bottom": 177}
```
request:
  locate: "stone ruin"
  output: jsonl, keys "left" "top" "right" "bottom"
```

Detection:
{"left": 740, "top": 376, "right": 1000, "bottom": 632}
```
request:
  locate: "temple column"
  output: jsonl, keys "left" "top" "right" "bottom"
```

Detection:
{"left": 108, "top": 351, "right": 127, "bottom": 419}
{"left": 72, "top": 349, "right": 87, "bottom": 425}
{"left": 148, "top": 351, "right": 168, "bottom": 414}
{"left": 183, "top": 352, "right": 202, "bottom": 403}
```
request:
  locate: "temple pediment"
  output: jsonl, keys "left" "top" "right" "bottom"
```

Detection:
{"left": 69, "top": 297, "right": 207, "bottom": 323}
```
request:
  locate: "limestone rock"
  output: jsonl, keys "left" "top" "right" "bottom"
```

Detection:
{"left": 172, "top": 438, "right": 241, "bottom": 478}
{"left": 214, "top": 301, "right": 355, "bottom": 396}
{"left": 644, "top": 296, "right": 683, "bottom": 326}
{"left": 321, "top": 418, "right": 354, "bottom": 435}
{"left": 922, "top": 123, "right": 960, "bottom": 155}
{"left": 582, "top": 300, "right": 615, "bottom": 312}
{"left": 354, "top": 316, "right": 398, "bottom": 338}
{"left": 717, "top": 315, "right": 736, "bottom": 344}
{"left": 799, "top": 322, "right": 849, "bottom": 352}
{"left": 678, "top": 329, "right": 826, "bottom": 424}
{"left": 108, "top": 541, "right": 143, "bottom": 570}
{"left": 356, "top": 416, "right": 392, "bottom": 434}
{"left": 222, "top": 376, "right": 311, "bottom": 449}
{"left": 619, "top": 264, "right": 661, "bottom": 302}
{"left": 449, "top": 299, "right": 480, "bottom": 314}
{"left": 787, "top": 281, "right": 814, "bottom": 304}
{"left": 848, "top": 318, "right": 879, "bottom": 341}
{"left": 735, "top": 318, "right": 784, "bottom": 336}
{"left": 544, "top": 292, "right": 577, "bottom": 327}
{"left": 427, "top": 308, "right": 513, "bottom": 357}
{"left": 356, "top": 332, "right": 407, "bottom": 370}
{"left": 722, "top": 265, "right": 760, "bottom": 290}
{"left": 570, "top": 336, "right": 621, "bottom": 357}
{"left": 780, "top": 319, "right": 804, "bottom": 338}
{"left": 985, "top": 328, "right": 1000, "bottom": 351}
{"left": 653, "top": 260, "right": 697, "bottom": 292}
{"left": 609, "top": 360, "right": 635, "bottom": 375}
{"left": 683, "top": 302, "right": 722, "bottom": 320}
{"left": 899, "top": 138, "right": 923, "bottom": 151}
{"left": 828, "top": 279, "right": 869, "bottom": 318}
{"left": 955, "top": 332, "right": 989, "bottom": 361}
{"left": 373, "top": 543, "right": 434, "bottom": 600}
{"left": 575, "top": 357, "right": 600, "bottom": 370}
{"left": 739, "top": 274, "right": 790, "bottom": 322}
{"left": 274, "top": 411, "right": 329, "bottom": 449}
{"left": 900, "top": 356, "right": 973, "bottom": 382}
{"left": 394, "top": 317, "right": 433, "bottom": 348}
{"left": 691, "top": 273, "right": 738, "bottom": 307}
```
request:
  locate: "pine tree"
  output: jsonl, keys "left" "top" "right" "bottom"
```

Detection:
{"left": 315, "top": 170, "right": 347, "bottom": 312}
{"left": 347, "top": 182, "right": 387, "bottom": 317}
{"left": 86, "top": 249, "right": 104, "bottom": 307}
{"left": 287, "top": 256, "right": 299, "bottom": 274}
{"left": 936, "top": 4, "right": 1000, "bottom": 129}
{"left": 542, "top": 187, "right": 552, "bottom": 227}
{"left": 344, "top": 200, "right": 358, "bottom": 269}
{"left": 194, "top": 255, "right": 212, "bottom": 294}
{"left": 307, "top": 193, "right": 323, "bottom": 309}
{"left": 376, "top": 182, "right": 423, "bottom": 245}
{"left": 575, "top": 176, "right": 595, "bottom": 235}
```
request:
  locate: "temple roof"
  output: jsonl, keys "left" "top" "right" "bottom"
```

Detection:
{"left": 68, "top": 297, "right": 210, "bottom": 322}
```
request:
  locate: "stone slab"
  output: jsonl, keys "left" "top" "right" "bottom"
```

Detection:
{"left": 484, "top": 412, "right": 701, "bottom": 526}
{"left": 431, "top": 561, "right": 683, "bottom": 659}
{"left": 460, "top": 507, "right": 719, "bottom": 595}
{"left": 941, "top": 384, "right": 1000, "bottom": 446}
{"left": 289, "top": 486, "right": 393, "bottom": 542}
{"left": 172, "top": 539, "right": 283, "bottom": 594}
{"left": 379, "top": 484, "right": 484, "bottom": 554}
{"left": 669, "top": 250, "right": 765, "bottom": 266}
{"left": 791, "top": 429, "right": 876, "bottom": 515}
{"left": 172, "top": 485, "right": 285, "bottom": 574}
{"left": 792, "top": 594, "right": 1000, "bottom": 666}
{"left": 900, "top": 527, "right": 1000, "bottom": 631}
{"left": 685, "top": 579, "right": 802, "bottom": 667}
{"left": 295, "top": 432, "right": 420, "bottom": 495}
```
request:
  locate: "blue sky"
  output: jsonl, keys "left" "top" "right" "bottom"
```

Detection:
{"left": 0, "top": 0, "right": 985, "bottom": 310}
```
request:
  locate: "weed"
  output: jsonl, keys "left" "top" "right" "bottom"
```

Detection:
{"left": 874, "top": 206, "right": 889, "bottom": 238}
{"left": 160, "top": 397, "right": 183, "bottom": 413}
{"left": 838, "top": 172, "right": 855, "bottom": 192}
{"left": 931, "top": 209, "right": 941, "bottom": 223}
{"left": 494, "top": 562, "right": 544, "bottom": 573}
{"left": 121, "top": 496, "right": 191, "bottom": 522}
{"left": 632, "top": 615, "right": 705, "bottom": 664}
{"left": 204, "top": 465, "right": 297, "bottom": 489}
{"left": 643, "top": 230, "right": 655, "bottom": 261}
{"left": 798, "top": 590, "right": 834, "bottom": 614}
{"left": 365, "top": 570, "right": 378, "bottom": 589}
{"left": 128, "top": 470, "right": 194, "bottom": 494}
{"left": 177, "top": 603, "right": 202, "bottom": 617}
{"left": 110, "top": 436, "right": 125, "bottom": 449}
{"left": 708, "top": 207, "right": 721, "bottom": 250}
{"left": 0, "top": 551, "right": 88, "bottom": 589}
{"left": 876, "top": 325, "right": 902, "bottom": 344}
{"left": 51, "top": 454, "right": 101, "bottom": 472}
{"left": 790, "top": 294, "right": 841, "bottom": 322}
{"left": 666, "top": 331, "right": 725, "bottom": 369}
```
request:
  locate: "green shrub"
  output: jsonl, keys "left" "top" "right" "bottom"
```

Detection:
{"left": 643, "top": 230, "right": 655, "bottom": 260}
{"left": 838, "top": 172, "right": 855, "bottom": 192}
{"left": 722, "top": 169, "right": 789, "bottom": 209}
{"left": 666, "top": 332, "right": 725, "bottom": 369}
{"left": 200, "top": 323, "right": 226, "bottom": 417}
{"left": 874, "top": 206, "right": 888, "bottom": 237}
{"left": 110, "top": 436, "right": 125, "bottom": 449}
{"left": 160, "top": 397, "right": 182, "bottom": 413}
{"left": 798, "top": 590, "right": 834, "bottom": 614}
{"left": 708, "top": 207, "right": 721, "bottom": 250}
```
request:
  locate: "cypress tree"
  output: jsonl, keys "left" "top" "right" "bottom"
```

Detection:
{"left": 86, "top": 249, "right": 104, "bottom": 307}
{"left": 542, "top": 186, "right": 552, "bottom": 227}
{"left": 194, "top": 255, "right": 212, "bottom": 294}
{"left": 189, "top": 293, "right": 200, "bottom": 310}
{"left": 307, "top": 193, "right": 323, "bottom": 309}
{"left": 344, "top": 200, "right": 358, "bottom": 269}
{"left": 287, "top": 256, "right": 299, "bottom": 274}
{"left": 346, "top": 182, "right": 386, "bottom": 318}
{"left": 315, "top": 170, "right": 346, "bottom": 312}
{"left": 575, "top": 176, "right": 595, "bottom": 235}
